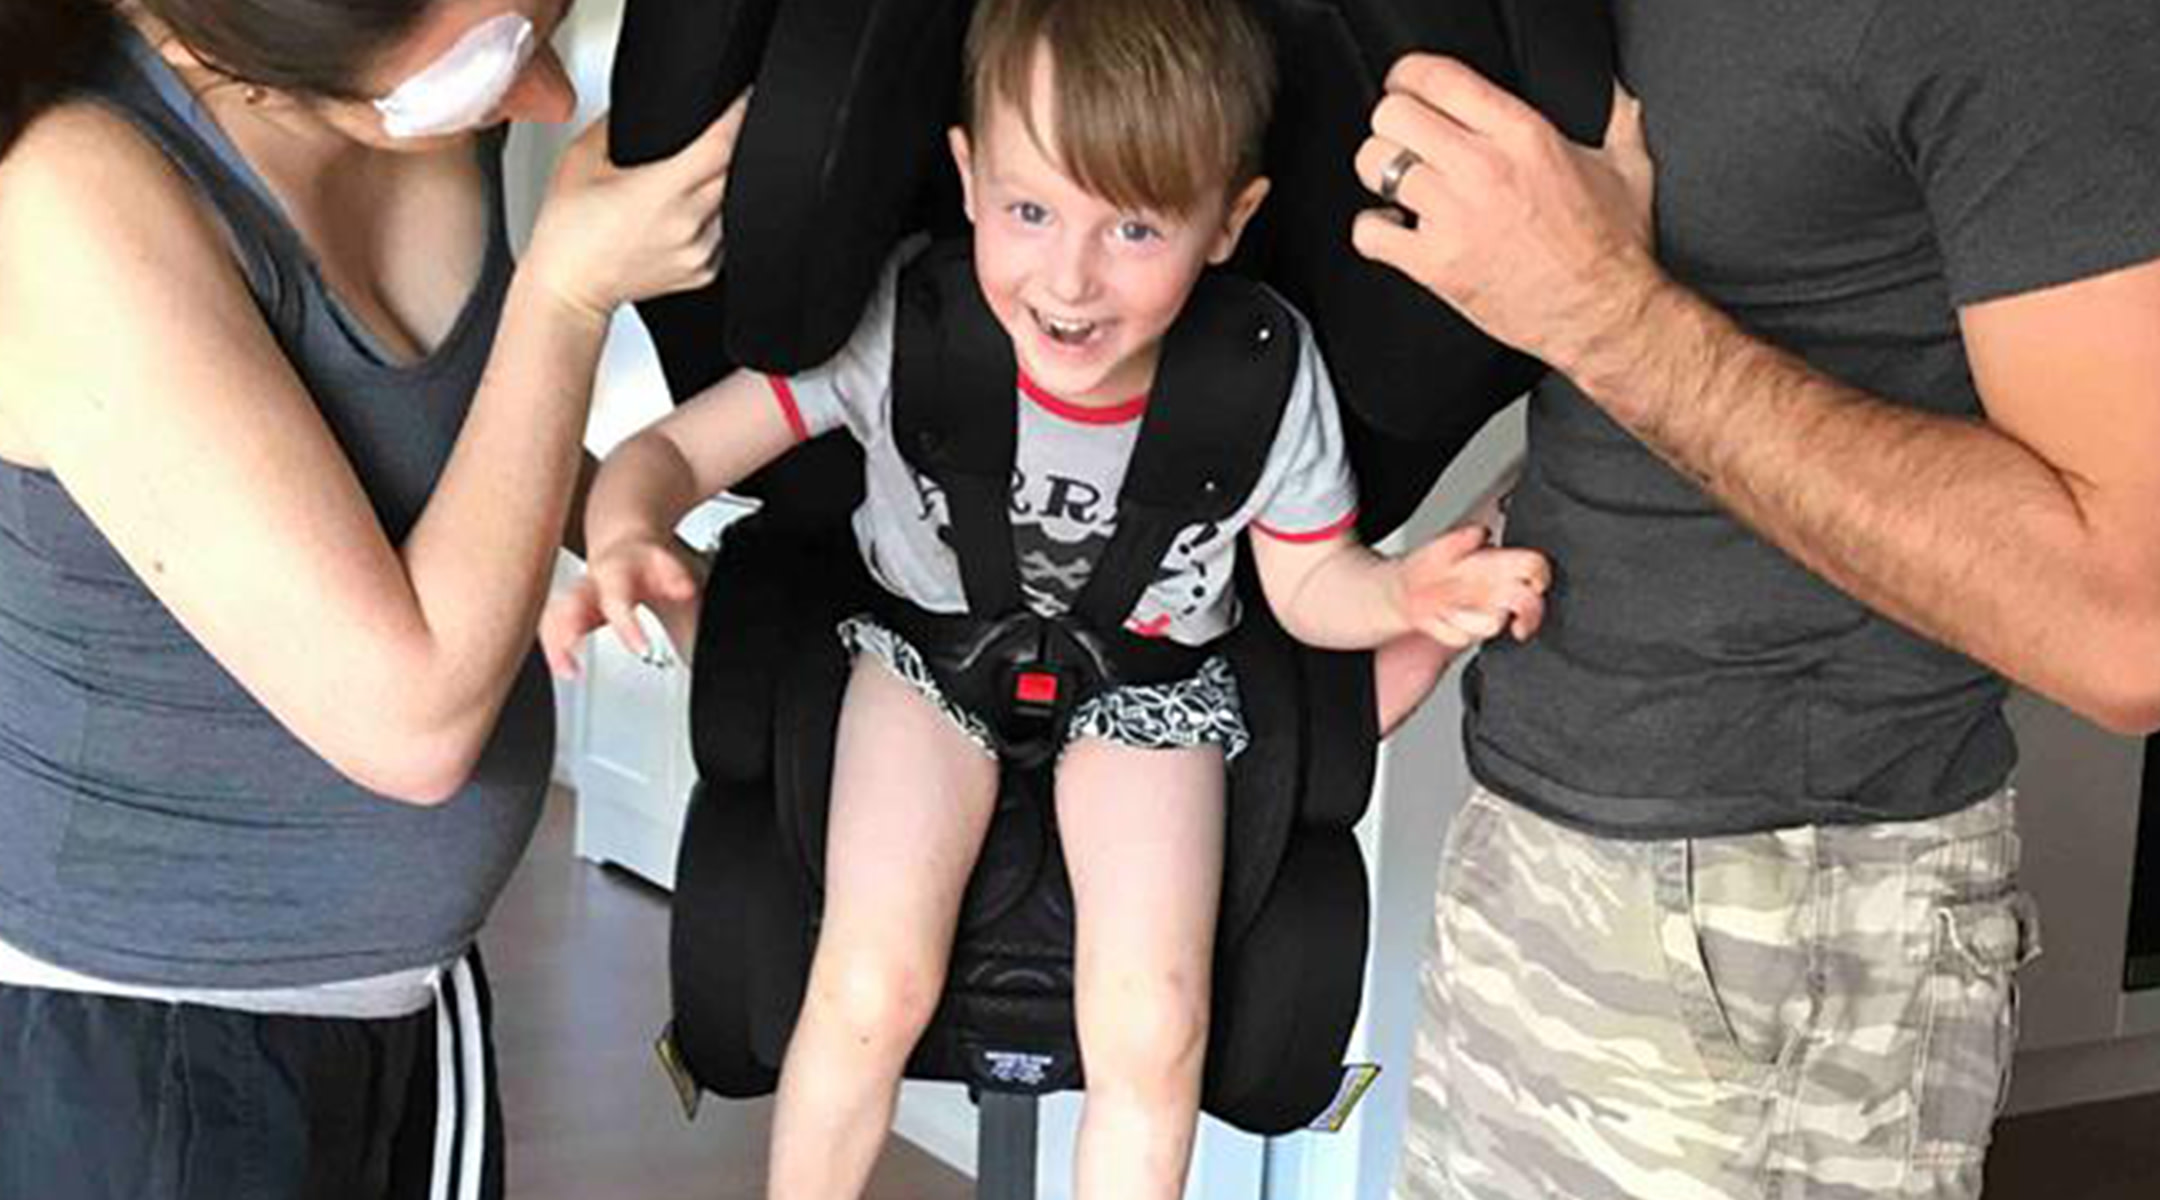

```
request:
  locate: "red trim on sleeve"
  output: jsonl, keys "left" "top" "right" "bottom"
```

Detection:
{"left": 1253, "top": 508, "right": 1360, "bottom": 544}
{"left": 766, "top": 375, "right": 811, "bottom": 443}
{"left": 1127, "top": 614, "right": 1172, "bottom": 639}
{"left": 1017, "top": 371, "right": 1149, "bottom": 425}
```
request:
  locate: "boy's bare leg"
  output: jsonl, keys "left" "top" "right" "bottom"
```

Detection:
{"left": 1056, "top": 739, "right": 1228, "bottom": 1200}
{"left": 767, "top": 656, "right": 1000, "bottom": 1200}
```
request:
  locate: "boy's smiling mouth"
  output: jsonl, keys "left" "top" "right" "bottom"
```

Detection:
{"left": 1030, "top": 306, "right": 1106, "bottom": 346}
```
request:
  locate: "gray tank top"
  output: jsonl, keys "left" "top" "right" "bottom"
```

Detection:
{"left": 0, "top": 31, "right": 551, "bottom": 987}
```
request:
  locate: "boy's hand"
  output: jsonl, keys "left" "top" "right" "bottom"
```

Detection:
{"left": 1396, "top": 523, "right": 1550, "bottom": 648}
{"left": 539, "top": 536, "right": 704, "bottom": 679}
{"left": 539, "top": 576, "right": 606, "bottom": 679}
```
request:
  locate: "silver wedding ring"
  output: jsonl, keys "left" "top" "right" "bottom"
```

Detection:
{"left": 1376, "top": 146, "right": 1422, "bottom": 205}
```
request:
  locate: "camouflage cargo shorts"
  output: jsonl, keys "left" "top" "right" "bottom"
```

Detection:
{"left": 1395, "top": 786, "right": 2041, "bottom": 1200}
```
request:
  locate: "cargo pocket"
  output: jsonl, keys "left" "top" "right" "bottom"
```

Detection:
{"left": 1911, "top": 889, "right": 2040, "bottom": 1166}
{"left": 1654, "top": 837, "right": 1814, "bottom": 1092}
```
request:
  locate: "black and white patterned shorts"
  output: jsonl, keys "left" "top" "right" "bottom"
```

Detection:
{"left": 837, "top": 615, "right": 1251, "bottom": 762}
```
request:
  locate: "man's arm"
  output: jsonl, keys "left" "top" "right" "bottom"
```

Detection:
{"left": 1352, "top": 56, "right": 2160, "bottom": 734}
{"left": 1595, "top": 261, "right": 2160, "bottom": 735}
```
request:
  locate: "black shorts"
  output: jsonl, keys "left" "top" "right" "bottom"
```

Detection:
{"left": 0, "top": 954, "right": 503, "bottom": 1200}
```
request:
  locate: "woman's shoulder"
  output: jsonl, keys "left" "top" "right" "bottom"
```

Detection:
{"left": 0, "top": 100, "right": 236, "bottom": 283}
{"left": 0, "top": 100, "right": 255, "bottom": 342}
{"left": 0, "top": 101, "right": 266, "bottom": 458}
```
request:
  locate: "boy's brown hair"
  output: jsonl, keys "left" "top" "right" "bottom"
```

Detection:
{"left": 963, "top": 0, "right": 1276, "bottom": 216}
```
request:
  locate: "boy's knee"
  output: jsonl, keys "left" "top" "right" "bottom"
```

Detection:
{"left": 1080, "top": 975, "right": 1211, "bottom": 1091}
{"left": 809, "top": 956, "right": 944, "bottom": 1049}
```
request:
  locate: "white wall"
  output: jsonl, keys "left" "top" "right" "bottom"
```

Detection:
{"left": 1258, "top": 403, "right": 1526, "bottom": 1200}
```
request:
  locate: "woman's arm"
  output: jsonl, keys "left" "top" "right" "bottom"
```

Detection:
{"left": 0, "top": 104, "right": 736, "bottom": 804}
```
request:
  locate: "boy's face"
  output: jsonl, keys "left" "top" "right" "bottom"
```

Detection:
{"left": 950, "top": 54, "right": 1268, "bottom": 407}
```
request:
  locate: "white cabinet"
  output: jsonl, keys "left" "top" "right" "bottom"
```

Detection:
{"left": 566, "top": 499, "right": 752, "bottom": 890}
{"left": 564, "top": 592, "right": 695, "bottom": 888}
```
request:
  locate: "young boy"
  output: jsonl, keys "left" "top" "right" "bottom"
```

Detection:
{"left": 543, "top": 1, "right": 1549, "bottom": 1196}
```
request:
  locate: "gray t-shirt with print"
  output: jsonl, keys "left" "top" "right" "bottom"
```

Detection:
{"left": 775, "top": 252, "right": 1359, "bottom": 647}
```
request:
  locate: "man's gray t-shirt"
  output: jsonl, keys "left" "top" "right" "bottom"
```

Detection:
{"left": 772, "top": 252, "right": 1360, "bottom": 647}
{"left": 1467, "top": 0, "right": 2160, "bottom": 837}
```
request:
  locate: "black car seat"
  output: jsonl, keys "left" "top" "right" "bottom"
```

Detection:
{"left": 607, "top": 0, "right": 1612, "bottom": 1136}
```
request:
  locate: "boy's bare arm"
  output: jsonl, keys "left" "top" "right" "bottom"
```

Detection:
{"left": 1250, "top": 527, "right": 1548, "bottom": 651}
{"left": 583, "top": 369, "right": 798, "bottom": 556}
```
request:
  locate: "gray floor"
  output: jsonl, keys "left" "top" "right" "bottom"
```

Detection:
{"left": 484, "top": 789, "right": 2158, "bottom": 1199}
{"left": 481, "top": 790, "right": 969, "bottom": 1200}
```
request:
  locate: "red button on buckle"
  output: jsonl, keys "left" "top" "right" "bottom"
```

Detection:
{"left": 1014, "top": 671, "right": 1060, "bottom": 705}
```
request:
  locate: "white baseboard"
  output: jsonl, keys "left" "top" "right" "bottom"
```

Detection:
{"left": 2005, "top": 1030, "right": 2160, "bottom": 1115}
{"left": 892, "top": 1081, "right": 980, "bottom": 1177}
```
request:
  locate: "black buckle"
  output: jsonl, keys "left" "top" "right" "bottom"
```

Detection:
{"left": 914, "top": 609, "right": 1118, "bottom": 770}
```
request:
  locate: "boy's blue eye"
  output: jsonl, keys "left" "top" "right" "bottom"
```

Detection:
{"left": 1010, "top": 201, "right": 1050, "bottom": 225}
{"left": 1115, "top": 219, "right": 1163, "bottom": 243}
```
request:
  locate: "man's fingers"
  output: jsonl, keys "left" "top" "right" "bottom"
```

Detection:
{"left": 1603, "top": 85, "right": 1656, "bottom": 193}
{"left": 1350, "top": 206, "right": 1421, "bottom": 272}
{"left": 1369, "top": 91, "right": 1476, "bottom": 174}
{"left": 1383, "top": 53, "right": 1542, "bottom": 139}
{"left": 1606, "top": 82, "right": 1646, "bottom": 152}
{"left": 1356, "top": 135, "right": 1448, "bottom": 215}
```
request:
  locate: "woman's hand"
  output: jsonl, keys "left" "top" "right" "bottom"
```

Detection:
{"left": 540, "top": 534, "right": 705, "bottom": 678}
{"left": 522, "top": 93, "right": 748, "bottom": 325}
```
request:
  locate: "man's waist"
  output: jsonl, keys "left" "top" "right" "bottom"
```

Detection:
{"left": 1460, "top": 647, "right": 2017, "bottom": 838}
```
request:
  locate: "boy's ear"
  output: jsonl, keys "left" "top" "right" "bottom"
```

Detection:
{"left": 1208, "top": 176, "right": 1272, "bottom": 265}
{"left": 948, "top": 126, "right": 978, "bottom": 224}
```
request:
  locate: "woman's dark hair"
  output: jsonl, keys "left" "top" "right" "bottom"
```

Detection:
{"left": 3, "top": 0, "right": 431, "bottom": 160}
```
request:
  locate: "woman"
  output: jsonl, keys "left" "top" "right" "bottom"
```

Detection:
{"left": 0, "top": 2, "right": 738, "bottom": 1196}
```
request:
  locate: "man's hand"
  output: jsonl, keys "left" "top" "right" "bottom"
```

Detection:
{"left": 1351, "top": 56, "right": 1661, "bottom": 376}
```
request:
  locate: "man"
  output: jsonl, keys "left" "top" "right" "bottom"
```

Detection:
{"left": 1351, "top": 1, "right": 2160, "bottom": 1196}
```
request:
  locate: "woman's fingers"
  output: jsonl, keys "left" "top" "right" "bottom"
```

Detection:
{"left": 670, "top": 90, "right": 750, "bottom": 187}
